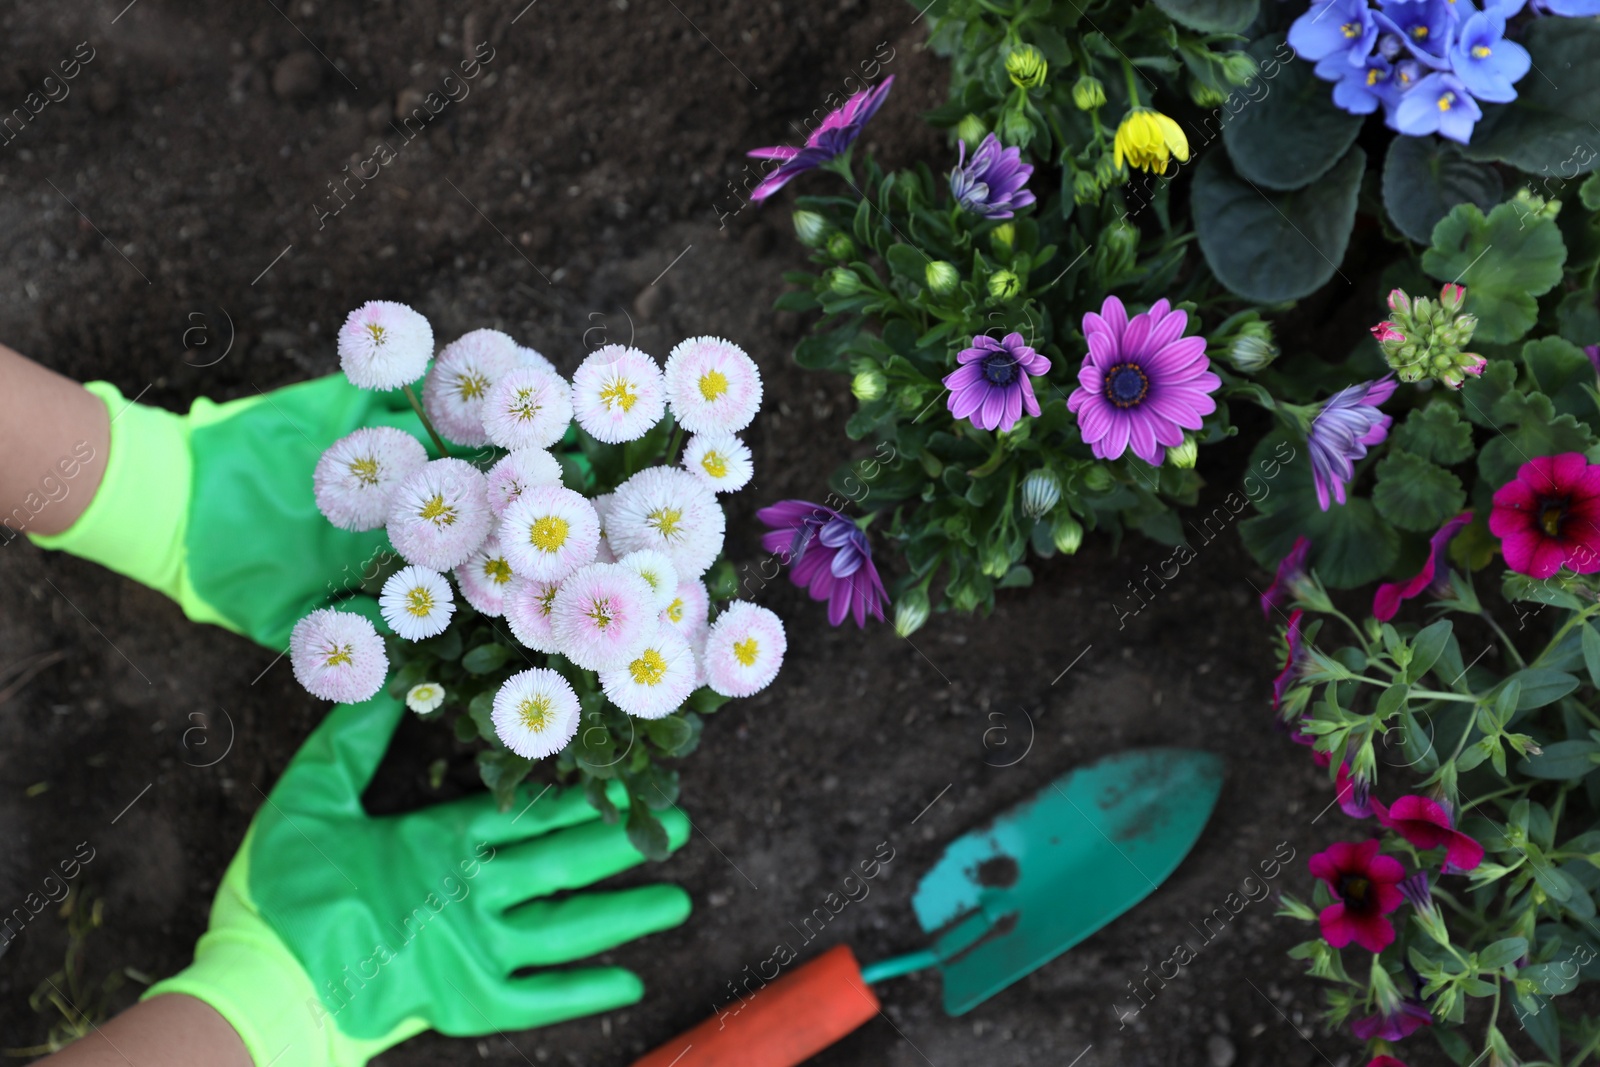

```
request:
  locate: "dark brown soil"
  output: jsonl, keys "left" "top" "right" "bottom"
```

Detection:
{"left": 0, "top": 2, "right": 1445, "bottom": 1065}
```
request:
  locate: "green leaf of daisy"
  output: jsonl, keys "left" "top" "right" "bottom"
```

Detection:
{"left": 1373, "top": 452, "right": 1466, "bottom": 534}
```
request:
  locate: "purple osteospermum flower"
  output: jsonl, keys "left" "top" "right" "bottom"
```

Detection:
{"left": 1307, "top": 377, "right": 1398, "bottom": 511}
{"left": 1394, "top": 72, "right": 1482, "bottom": 143}
{"left": 1261, "top": 536, "right": 1312, "bottom": 620}
{"left": 949, "top": 134, "right": 1036, "bottom": 220}
{"left": 757, "top": 500, "right": 887, "bottom": 628}
{"left": 1289, "top": 0, "right": 1379, "bottom": 68}
{"left": 1068, "top": 296, "right": 1221, "bottom": 467}
{"left": 1372, "top": 511, "right": 1472, "bottom": 621}
{"left": 944, "top": 332, "right": 1051, "bottom": 433}
{"left": 1449, "top": 11, "right": 1530, "bottom": 103}
{"left": 747, "top": 76, "right": 894, "bottom": 203}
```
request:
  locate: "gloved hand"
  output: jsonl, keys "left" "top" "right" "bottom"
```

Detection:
{"left": 146, "top": 690, "right": 692, "bottom": 1066}
{"left": 28, "top": 375, "right": 435, "bottom": 650}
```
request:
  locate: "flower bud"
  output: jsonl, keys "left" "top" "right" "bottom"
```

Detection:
{"left": 1071, "top": 74, "right": 1106, "bottom": 111}
{"left": 1095, "top": 220, "right": 1138, "bottom": 280}
{"left": 1005, "top": 45, "right": 1048, "bottom": 90}
{"left": 1020, "top": 469, "right": 1062, "bottom": 519}
{"left": 1167, "top": 435, "right": 1199, "bottom": 470}
{"left": 925, "top": 260, "right": 960, "bottom": 295}
{"left": 1189, "top": 79, "right": 1227, "bottom": 108}
{"left": 851, "top": 367, "right": 887, "bottom": 402}
{"left": 826, "top": 233, "right": 856, "bottom": 261}
{"left": 1051, "top": 512, "right": 1083, "bottom": 555}
{"left": 990, "top": 222, "right": 1015, "bottom": 255}
{"left": 827, "top": 266, "right": 863, "bottom": 296}
{"left": 894, "top": 588, "right": 930, "bottom": 638}
{"left": 1081, "top": 465, "right": 1114, "bottom": 492}
{"left": 1219, "top": 51, "right": 1257, "bottom": 86}
{"left": 956, "top": 113, "right": 988, "bottom": 149}
{"left": 1227, "top": 322, "right": 1278, "bottom": 374}
{"left": 987, "top": 270, "right": 1021, "bottom": 302}
{"left": 981, "top": 541, "right": 1014, "bottom": 578}
{"left": 1439, "top": 282, "right": 1466, "bottom": 312}
{"left": 1072, "top": 168, "right": 1100, "bottom": 205}
{"left": 1096, "top": 151, "right": 1122, "bottom": 185}
{"left": 791, "top": 210, "right": 827, "bottom": 248}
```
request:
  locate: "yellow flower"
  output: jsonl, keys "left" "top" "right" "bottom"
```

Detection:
{"left": 1113, "top": 108, "right": 1190, "bottom": 175}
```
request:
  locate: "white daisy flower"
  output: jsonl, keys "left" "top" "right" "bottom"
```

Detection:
{"left": 618, "top": 549, "right": 679, "bottom": 611}
{"left": 500, "top": 484, "right": 601, "bottom": 581}
{"left": 482, "top": 366, "right": 574, "bottom": 451}
{"left": 600, "top": 625, "right": 697, "bottom": 720}
{"left": 422, "top": 328, "right": 520, "bottom": 447}
{"left": 486, "top": 448, "right": 564, "bottom": 517}
{"left": 516, "top": 344, "right": 558, "bottom": 376}
{"left": 660, "top": 578, "right": 710, "bottom": 645}
{"left": 289, "top": 608, "right": 389, "bottom": 704}
{"left": 664, "top": 336, "right": 763, "bottom": 434}
{"left": 406, "top": 682, "right": 447, "bottom": 714}
{"left": 503, "top": 576, "right": 562, "bottom": 654}
{"left": 386, "top": 458, "right": 493, "bottom": 571}
{"left": 591, "top": 492, "right": 618, "bottom": 563}
{"left": 549, "top": 562, "right": 657, "bottom": 671}
{"left": 491, "top": 668, "right": 581, "bottom": 760}
{"left": 704, "top": 601, "right": 786, "bottom": 698}
{"left": 454, "top": 531, "right": 518, "bottom": 617}
{"left": 682, "top": 432, "right": 753, "bottom": 494}
{"left": 607, "top": 466, "right": 726, "bottom": 579}
{"left": 379, "top": 565, "right": 457, "bottom": 640}
{"left": 338, "top": 301, "right": 434, "bottom": 391}
{"left": 313, "top": 426, "right": 429, "bottom": 531}
{"left": 572, "top": 345, "right": 666, "bottom": 443}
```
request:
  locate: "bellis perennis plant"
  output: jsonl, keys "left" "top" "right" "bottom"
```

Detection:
{"left": 291, "top": 300, "right": 784, "bottom": 858}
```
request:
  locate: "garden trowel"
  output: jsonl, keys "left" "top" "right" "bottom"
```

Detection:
{"left": 633, "top": 747, "right": 1225, "bottom": 1067}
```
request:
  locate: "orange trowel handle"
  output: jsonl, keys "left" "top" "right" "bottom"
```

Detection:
{"left": 631, "top": 945, "right": 881, "bottom": 1067}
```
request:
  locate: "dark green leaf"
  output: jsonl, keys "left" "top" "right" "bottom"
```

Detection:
{"left": 1390, "top": 403, "right": 1476, "bottom": 466}
{"left": 1523, "top": 960, "right": 1580, "bottom": 994}
{"left": 1373, "top": 452, "right": 1466, "bottom": 533}
{"left": 1583, "top": 623, "right": 1600, "bottom": 688}
{"left": 1150, "top": 0, "right": 1258, "bottom": 32}
{"left": 1503, "top": 669, "right": 1580, "bottom": 711}
{"left": 625, "top": 803, "right": 672, "bottom": 862}
{"left": 1381, "top": 135, "right": 1504, "bottom": 245}
{"left": 1519, "top": 739, "right": 1600, "bottom": 780}
{"left": 1408, "top": 621, "right": 1454, "bottom": 685}
{"left": 468, "top": 690, "right": 497, "bottom": 743}
{"left": 1421, "top": 200, "right": 1567, "bottom": 344}
{"left": 476, "top": 749, "right": 533, "bottom": 810}
{"left": 1459, "top": 19, "right": 1600, "bottom": 177}
{"left": 1522, "top": 336, "right": 1598, "bottom": 429}
{"left": 1476, "top": 937, "right": 1528, "bottom": 972}
{"left": 642, "top": 713, "right": 697, "bottom": 755}
{"left": 1221, "top": 35, "right": 1363, "bottom": 192}
{"left": 452, "top": 713, "right": 479, "bottom": 743}
{"left": 462, "top": 643, "right": 513, "bottom": 675}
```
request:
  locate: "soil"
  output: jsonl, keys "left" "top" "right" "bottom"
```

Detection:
{"left": 0, "top": 2, "right": 1447, "bottom": 1065}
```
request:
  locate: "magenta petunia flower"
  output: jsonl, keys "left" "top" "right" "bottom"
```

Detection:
{"left": 1271, "top": 609, "right": 1308, "bottom": 713}
{"left": 1489, "top": 453, "right": 1600, "bottom": 579}
{"left": 1336, "top": 760, "right": 1373, "bottom": 820}
{"left": 943, "top": 332, "right": 1051, "bottom": 433}
{"left": 757, "top": 500, "right": 887, "bottom": 628}
{"left": 1351, "top": 998, "right": 1432, "bottom": 1042}
{"left": 1260, "top": 536, "right": 1311, "bottom": 620}
{"left": 747, "top": 76, "right": 894, "bottom": 202}
{"left": 1068, "top": 296, "right": 1220, "bottom": 466}
{"left": 1308, "top": 839, "right": 1406, "bottom": 953}
{"left": 1371, "top": 795, "right": 1484, "bottom": 874}
{"left": 1307, "top": 378, "right": 1397, "bottom": 511}
{"left": 1372, "top": 511, "right": 1472, "bottom": 622}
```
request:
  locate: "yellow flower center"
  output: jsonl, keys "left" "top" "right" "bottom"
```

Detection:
{"left": 1471, "top": 44, "right": 1490, "bottom": 58}
{"left": 456, "top": 372, "right": 489, "bottom": 401}
{"left": 637, "top": 568, "right": 663, "bottom": 591}
{"left": 510, "top": 387, "right": 542, "bottom": 421}
{"left": 1399, "top": 68, "right": 1413, "bottom": 86}
{"left": 483, "top": 557, "right": 514, "bottom": 585}
{"left": 666, "top": 597, "right": 685, "bottom": 623}
{"left": 413, "top": 685, "right": 435, "bottom": 700}
{"left": 1366, "top": 68, "right": 1382, "bottom": 86}
{"left": 538, "top": 585, "right": 559, "bottom": 617}
{"left": 404, "top": 587, "right": 435, "bottom": 617}
{"left": 348, "top": 456, "right": 381, "bottom": 486}
{"left": 324, "top": 643, "right": 354, "bottom": 667}
{"left": 1341, "top": 21, "right": 1360, "bottom": 37}
{"left": 629, "top": 648, "right": 668, "bottom": 686}
{"left": 1438, "top": 92, "right": 1454, "bottom": 111}
{"left": 648, "top": 507, "right": 683, "bottom": 538}
{"left": 698, "top": 369, "right": 729, "bottom": 402}
{"left": 1411, "top": 25, "right": 1427, "bottom": 39}
{"left": 528, "top": 516, "right": 570, "bottom": 553}
{"left": 700, "top": 451, "right": 729, "bottom": 479}
{"left": 419, "top": 494, "right": 457, "bottom": 527}
{"left": 365, "top": 323, "right": 386, "bottom": 344}
{"left": 518, "top": 695, "right": 553, "bottom": 731}
{"left": 585, "top": 598, "right": 614, "bottom": 630}
{"left": 599, "top": 376, "right": 639, "bottom": 413}
{"left": 733, "top": 636, "right": 760, "bottom": 667}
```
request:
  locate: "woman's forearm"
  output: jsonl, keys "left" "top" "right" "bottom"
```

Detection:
{"left": 0, "top": 344, "right": 109, "bottom": 538}
{"left": 40, "top": 994, "right": 251, "bottom": 1066}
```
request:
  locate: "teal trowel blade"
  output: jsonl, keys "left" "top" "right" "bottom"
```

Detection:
{"left": 910, "top": 748, "right": 1225, "bottom": 1015}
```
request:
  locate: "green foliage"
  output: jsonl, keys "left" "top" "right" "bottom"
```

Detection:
{"left": 1381, "top": 136, "right": 1504, "bottom": 246}
{"left": 1422, "top": 199, "right": 1567, "bottom": 345}
{"left": 1221, "top": 35, "right": 1363, "bottom": 192}
{"left": 1460, "top": 19, "right": 1600, "bottom": 177}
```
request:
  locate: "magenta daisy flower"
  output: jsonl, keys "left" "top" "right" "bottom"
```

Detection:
{"left": 386, "top": 458, "right": 493, "bottom": 571}
{"left": 1307, "top": 378, "right": 1397, "bottom": 511}
{"left": 289, "top": 608, "right": 389, "bottom": 704}
{"left": 1068, "top": 296, "right": 1220, "bottom": 466}
{"left": 549, "top": 562, "right": 658, "bottom": 671}
{"left": 757, "top": 500, "right": 887, "bottom": 628}
{"left": 747, "top": 76, "right": 894, "bottom": 202}
{"left": 944, "top": 332, "right": 1051, "bottom": 433}
{"left": 313, "top": 426, "right": 429, "bottom": 531}
{"left": 422, "top": 328, "right": 520, "bottom": 447}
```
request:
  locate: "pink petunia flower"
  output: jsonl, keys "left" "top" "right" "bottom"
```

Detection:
{"left": 1372, "top": 512, "right": 1472, "bottom": 621}
{"left": 1371, "top": 795, "right": 1484, "bottom": 874}
{"left": 1489, "top": 453, "right": 1600, "bottom": 579}
{"left": 1308, "top": 839, "right": 1406, "bottom": 953}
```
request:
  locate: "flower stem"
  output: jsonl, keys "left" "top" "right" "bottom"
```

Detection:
{"left": 402, "top": 384, "right": 451, "bottom": 459}
{"left": 1120, "top": 60, "right": 1142, "bottom": 110}
{"left": 1482, "top": 612, "right": 1527, "bottom": 670}
{"left": 666, "top": 424, "right": 685, "bottom": 467}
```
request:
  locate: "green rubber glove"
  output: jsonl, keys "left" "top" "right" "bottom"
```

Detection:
{"left": 146, "top": 691, "right": 692, "bottom": 1066}
{"left": 29, "top": 375, "right": 436, "bottom": 650}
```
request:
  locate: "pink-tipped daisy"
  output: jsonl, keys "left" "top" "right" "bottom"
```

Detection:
{"left": 660, "top": 578, "right": 710, "bottom": 644}
{"left": 592, "top": 492, "right": 618, "bottom": 563}
{"left": 500, "top": 484, "right": 601, "bottom": 581}
{"left": 664, "top": 336, "right": 763, "bottom": 434}
{"left": 289, "top": 608, "right": 389, "bottom": 704}
{"left": 704, "top": 601, "right": 786, "bottom": 698}
{"left": 504, "top": 576, "right": 563, "bottom": 653}
{"left": 491, "top": 668, "right": 581, "bottom": 760}
{"left": 386, "top": 458, "right": 493, "bottom": 571}
{"left": 516, "top": 344, "right": 558, "bottom": 376}
{"left": 572, "top": 345, "right": 666, "bottom": 443}
{"left": 549, "top": 562, "right": 658, "bottom": 671}
{"left": 422, "top": 328, "right": 520, "bottom": 446}
{"left": 618, "top": 549, "right": 679, "bottom": 611}
{"left": 454, "top": 531, "right": 519, "bottom": 616}
{"left": 486, "top": 448, "right": 564, "bottom": 517}
{"left": 682, "top": 432, "right": 753, "bottom": 493}
{"left": 379, "top": 565, "right": 456, "bottom": 640}
{"left": 313, "top": 426, "right": 429, "bottom": 531}
{"left": 337, "top": 301, "right": 434, "bottom": 390}
{"left": 482, "top": 366, "right": 574, "bottom": 451}
{"left": 608, "top": 466, "right": 726, "bottom": 579}
{"left": 601, "top": 625, "right": 697, "bottom": 719}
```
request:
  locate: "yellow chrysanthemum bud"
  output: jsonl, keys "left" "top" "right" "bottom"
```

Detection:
{"left": 1071, "top": 74, "right": 1106, "bottom": 111}
{"left": 1113, "top": 108, "right": 1190, "bottom": 175}
{"left": 1005, "top": 45, "right": 1048, "bottom": 90}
